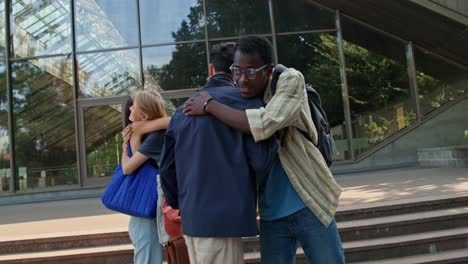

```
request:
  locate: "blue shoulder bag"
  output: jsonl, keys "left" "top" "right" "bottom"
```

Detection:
{"left": 101, "top": 144, "right": 158, "bottom": 218}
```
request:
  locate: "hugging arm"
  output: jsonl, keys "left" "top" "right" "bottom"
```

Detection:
{"left": 183, "top": 91, "right": 252, "bottom": 135}
{"left": 184, "top": 71, "right": 306, "bottom": 142}
{"left": 121, "top": 132, "right": 149, "bottom": 175}
{"left": 131, "top": 117, "right": 171, "bottom": 137}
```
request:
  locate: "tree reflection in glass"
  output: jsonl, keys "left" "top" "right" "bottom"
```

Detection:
{"left": 11, "top": 57, "right": 78, "bottom": 190}
{"left": 140, "top": 0, "right": 204, "bottom": 45}
{"left": 342, "top": 17, "right": 416, "bottom": 156}
{"left": 0, "top": 47, "right": 10, "bottom": 192}
{"left": 85, "top": 104, "right": 123, "bottom": 178}
{"left": 143, "top": 43, "right": 207, "bottom": 92}
{"left": 277, "top": 33, "right": 349, "bottom": 160}
{"left": 205, "top": 0, "right": 270, "bottom": 38}
{"left": 414, "top": 48, "right": 467, "bottom": 116}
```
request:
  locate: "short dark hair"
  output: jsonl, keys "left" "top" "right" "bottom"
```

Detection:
{"left": 210, "top": 42, "right": 236, "bottom": 73}
{"left": 235, "top": 35, "right": 274, "bottom": 65}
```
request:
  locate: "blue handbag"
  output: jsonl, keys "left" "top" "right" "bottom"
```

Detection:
{"left": 101, "top": 144, "right": 158, "bottom": 218}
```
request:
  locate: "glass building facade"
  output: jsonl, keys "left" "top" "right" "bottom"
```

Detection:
{"left": 0, "top": 0, "right": 467, "bottom": 196}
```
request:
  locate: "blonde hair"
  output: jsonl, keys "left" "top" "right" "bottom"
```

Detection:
{"left": 131, "top": 90, "right": 166, "bottom": 120}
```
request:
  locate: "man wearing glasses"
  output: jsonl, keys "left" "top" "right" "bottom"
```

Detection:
{"left": 184, "top": 35, "right": 345, "bottom": 263}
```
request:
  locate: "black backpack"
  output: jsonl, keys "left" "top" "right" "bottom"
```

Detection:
{"left": 271, "top": 64, "right": 335, "bottom": 167}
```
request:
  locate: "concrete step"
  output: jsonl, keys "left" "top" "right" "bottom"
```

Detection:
{"left": 336, "top": 194, "right": 468, "bottom": 221}
{"left": 0, "top": 244, "right": 133, "bottom": 264}
{"left": 351, "top": 248, "right": 468, "bottom": 264}
{"left": 0, "top": 229, "right": 129, "bottom": 255}
{"left": 338, "top": 206, "right": 468, "bottom": 241}
{"left": 245, "top": 247, "right": 468, "bottom": 264}
{"left": 343, "top": 227, "right": 468, "bottom": 263}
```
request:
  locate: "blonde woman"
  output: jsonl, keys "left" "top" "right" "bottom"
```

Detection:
{"left": 121, "top": 90, "right": 167, "bottom": 264}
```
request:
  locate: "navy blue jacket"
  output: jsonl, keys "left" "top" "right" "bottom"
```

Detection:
{"left": 160, "top": 74, "right": 278, "bottom": 237}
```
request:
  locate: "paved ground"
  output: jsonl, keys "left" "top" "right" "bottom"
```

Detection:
{"left": 0, "top": 167, "right": 467, "bottom": 241}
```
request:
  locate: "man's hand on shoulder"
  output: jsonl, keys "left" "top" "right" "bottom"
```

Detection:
{"left": 183, "top": 91, "right": 213, "bottom": 116}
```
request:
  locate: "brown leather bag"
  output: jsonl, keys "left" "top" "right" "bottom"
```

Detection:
{"left": 166, "top": 236, "right": 190, "bottom": 264}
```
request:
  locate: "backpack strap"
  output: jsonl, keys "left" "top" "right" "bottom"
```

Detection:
{"left": 270, "top": 64, "right": 287, "bottom": 96}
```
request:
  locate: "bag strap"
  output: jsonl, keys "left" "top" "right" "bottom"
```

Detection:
{"left": 271, "top": 64, "right": 287, "bottom": 96}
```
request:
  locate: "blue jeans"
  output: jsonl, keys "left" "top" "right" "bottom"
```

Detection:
{"left": 128, "top": 216, "right": 163, "bottom": 264}
{"left": 259, "top": 207, "right": 345, "bottom": 264}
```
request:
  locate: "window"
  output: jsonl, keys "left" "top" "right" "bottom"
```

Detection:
{"left": 341, "top": 16, "right": 416, "bottom": 156}
{"left": 11, "top": 57, "right": 78, "bottom": 190}
{"left": 277, "top": 33, "right": 349, "bottom": 160}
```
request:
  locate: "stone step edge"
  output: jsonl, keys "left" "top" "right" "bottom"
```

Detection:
{"left": 337, "top": 192, "right": 468, "bottom": 216}
{"left": 0, "top": 244, "right": 133, "bottom": 263}
{"left": 245, "top": 248, "right": 468, "bottom": 264}
{"left": 349, "top": 248, "right": 468, "bottom": 264}
{"left": 0, "top": 230, "right": 129, "bottom": 251}
{"left": 343, "top": 227, "right": 468, "bottom": 252}
{"left": 0, "top": 227, "right": 128, "bottom": 244}
{"left": 338, "top": 206, "right": 468, "bottom": 230}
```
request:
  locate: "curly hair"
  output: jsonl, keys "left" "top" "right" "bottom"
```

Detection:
{"left": 235, "top": 35, "right": 274, "bottom": 65}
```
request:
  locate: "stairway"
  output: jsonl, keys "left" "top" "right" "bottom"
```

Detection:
{"left": 1, "top": 194, "right": 467, "bottom": 264}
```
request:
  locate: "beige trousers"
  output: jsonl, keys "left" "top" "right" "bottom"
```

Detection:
{"left": 184, "top": 236, "right": 243, "bottom": 264}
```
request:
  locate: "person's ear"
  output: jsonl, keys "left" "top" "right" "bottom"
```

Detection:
{"left": 266, "top": 64, "right": 274, "bottom": 75}
{"left": 263, "top": 64, "right": 274, "bottom": 80}
{"left": 208, "top": 63, "right": 215, "bottom": 77}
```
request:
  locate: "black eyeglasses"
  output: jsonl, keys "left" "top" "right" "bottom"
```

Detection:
{"left": 229, "top": 64, "right": 269, "bottom": 80}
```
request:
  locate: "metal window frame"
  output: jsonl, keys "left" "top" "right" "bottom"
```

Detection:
{"left": 335, "top": 10, "right": 355, "bottom": 162}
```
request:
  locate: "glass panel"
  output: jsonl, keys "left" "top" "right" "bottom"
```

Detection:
{"left": 143, "top": 43, "right": 207, "bottom": 91}
{"left": 0, "top": 45, "right": 10, "bottom": 193}
{"left": 341, "top": 17, "right": 416, "bottom": 156}
{"left": 272, "top": 0, "right": 335, "bottom": 32}
{"left": 11, "top": 57, "right": 77, "bottom": 191}
{"left": 0, "top": 0, "right": 6, "bottom": 47}
{"left": 11, "top": 0, "right": 71, "bottom": 57}
{"left": 414, "top": 48, "right": 468, "bottom": 116}
{"left": 84, "top": 104, "right": 122, "bottom": 178}
{"left": 277, "top": 33, "right": 349, "bottom": 160}
{"left": 75, "top": 0, "right": 138, "bottom": 51}
{"left": 165, "top": 97, "right": 188, "bottom": 116}
{"left": 205, "top": 0, "right": 270, "bottom": 38}
{"left": 77, "top": 49, "right": 141, "bottom": 98}
{"left": 140, "top": 0, "right": 204, "bottom": 45}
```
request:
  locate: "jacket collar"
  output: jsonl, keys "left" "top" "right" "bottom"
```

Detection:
{"left": 205, "top": 73, "right": 237, "bottom": 89}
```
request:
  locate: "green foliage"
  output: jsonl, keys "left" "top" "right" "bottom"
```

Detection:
{"left": 404, "top": 110, "right": 417, "bottom": 126}
{"left": 364, "top": 117, "right": 391, "bottom": 144}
